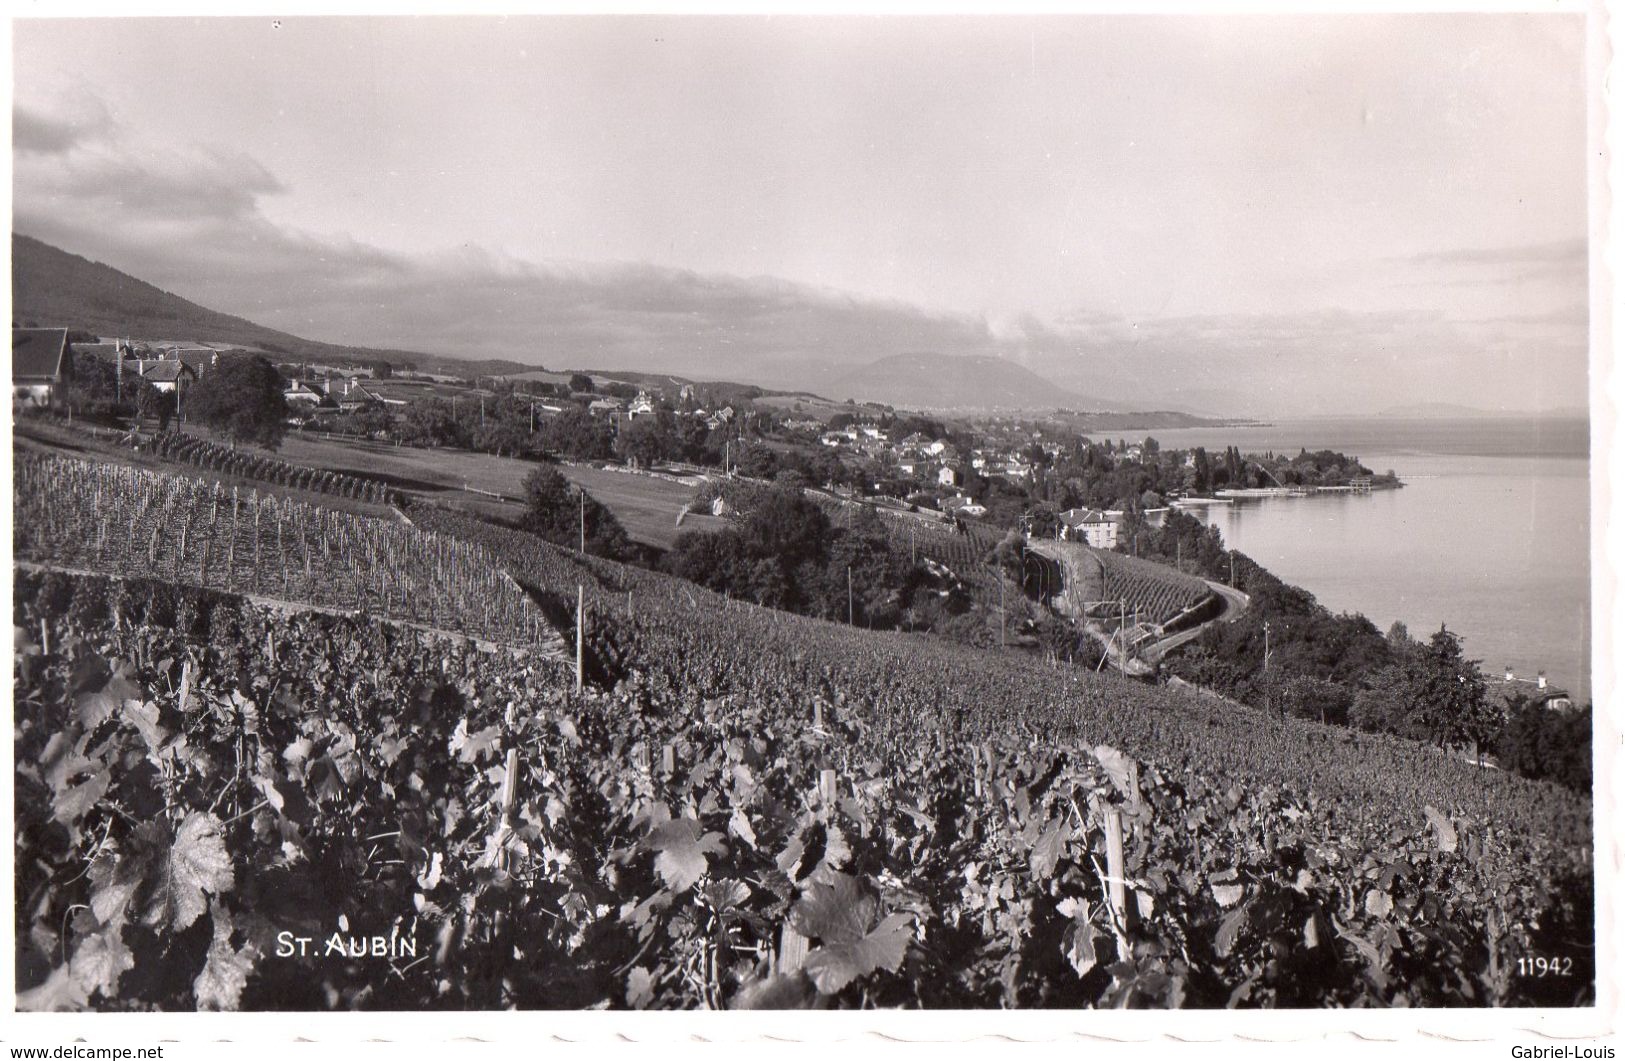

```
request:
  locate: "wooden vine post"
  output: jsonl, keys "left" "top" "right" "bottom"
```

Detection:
{"left": 575, "top": 583, "right": 585, "bottom": 693}
{"left": 499, "top": 748, "right": 520, "bottom": 826}
{"left": 819, "top": 768, "right": 838, "bottom": 809}
{"left": 1104, "top": 805, "right": 1130, "bottom": 958}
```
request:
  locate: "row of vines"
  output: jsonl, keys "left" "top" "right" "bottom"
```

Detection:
{"left": 135, "top": 430, "right": 402, "bottom": 507}
{"left": 13, "top": 454, "right": 559, "bottom": 651}
{"left": 1094, "top": 550, "right": 1214, "bottom": 628}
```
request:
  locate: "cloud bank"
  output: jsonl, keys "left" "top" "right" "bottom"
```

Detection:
{"left": 12, "top": 94, "right": 1589, "bottom": 417}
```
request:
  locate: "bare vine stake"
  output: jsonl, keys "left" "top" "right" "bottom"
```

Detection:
{"left": 1104, "top": 806, "right": 1130, "bottom": 957}
{"left": 662, "top": 744, "right": 675, "bottom": 777}
{"left": 819, "top": 769, "right": 838, "bottom": 809}
{"left": 179, "top": 659, "right": 193, "bottom": 715}
{"left": 40, "top": 618, "right": 49, "bottom": 657}
{"left": 813, "top": 699, "right": 823, "bottom": 731}
{"left": 777, "top": 922, "right": 809, "bottom": 976}
{"left": 575, "top": 584, "right": 585, "bottom": 693}
{"left": 499, "top": 748, "right": 520, "bottom": 824}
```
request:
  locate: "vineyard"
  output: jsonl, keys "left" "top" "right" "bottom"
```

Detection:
{"left": 135, "top": 430, "right": 402, "bottom": 507}
{"left": 13, "top": 564, "right": 1593, "bottom": 1011}
{"left": 13, "top": 454, "right": 558, "bottom": 651}
{"left": 11, "top": 462, "right": 1596, "bottom": 1010}
{"left": 1094, "top": 550, "right": 1214, "bottom": 627}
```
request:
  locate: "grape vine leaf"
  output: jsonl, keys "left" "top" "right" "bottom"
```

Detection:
{"left": 1057, "top": 896, "right": 1098, "bottom": 977}
{"left": 645, "top": 818, "right": 726, "bottom": 892}
{"left": 121, "top": 700, "right": 170, "bottom": 754}
{"left": 789, "top": 871, "right": 876, "bottom": 943}
{"left": 1062, "top": 920, "right": 1098, "bottom": 978}
{"left": 67, "top": 922, "right": 134, "bottom": 1000}
{"left": 74, "top": 668, "right": 144, "bottom": 731}
{"left": 1030, "top": 817, "right": 1065, "bottom": 880}
{"left": 16, "top": 964, "right": 90, "bottom": 1012}
{"left": 145, "top": 812, "right": 235, "bottom": 931}
{"left": 625, "top": 967, "right": 654, "bottom": 1009}
{"left": 801, "top": 912, "right": 914, "bottom": 995}
{"left": 1423, "top": 806, "right": 1458, "bottom": 853}
{"left": 52, "top": 767, "right": 110, "bottom": 830}
{"left": 1215, "top": 901, "right": 1252, "bottom": 959}
{"left": 1092, "top": 744, "right": 1139, "bottom": 803}
{"left": 727, "top": 806, "right": 758, "bottom": 849}
{"left": 194, "top": 904, "right": 257, "bottom": 1011}
{"left": 730, "top": 971, "right": 819, "bottom": 1010}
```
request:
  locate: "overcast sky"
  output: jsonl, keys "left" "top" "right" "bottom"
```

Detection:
{"left": 12, "top": 14, "right": 1591, "bottom": 415}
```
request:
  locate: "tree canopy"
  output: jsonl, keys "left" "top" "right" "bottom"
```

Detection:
{"left": 185, "top": 355, "right": 288, "bottom": 449}
{"left": 518, "top": 466, "right": 633, "bottom": 560}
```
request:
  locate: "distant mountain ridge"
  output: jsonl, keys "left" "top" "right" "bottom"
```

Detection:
{"left": 11, "top": 234, "right": 457, "bottom": 369}
{"left": 830, "top": 352, "right": 1120, "bottom": 412}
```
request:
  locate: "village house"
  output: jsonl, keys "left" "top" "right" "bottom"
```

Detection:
{"left": 1497, "top": 669, "right": 1575, "bottom": 713}
{"left": 627, "top": 392, "right": 658, "bottom": 419}
{"left": 1060, "top": 508, "right": 1126, "bottom": 549}
{"left": 937, "top": 465, "right": 963, "bottom": 488}
{"left": 129, "top": 359, "right": 197, "bottom": 394}
{"left": 939, "top": 493, "right": 987, "bottom": 518}
{"left": 12, "top": 328, "right": 72, "bottom": 410}
{"left": 821, "top": 429, "right": 859, "bottom": 447}
{"left": 74, "top": 338, "right": 137, "bottom": 365}
{"left": 587, "top": 397, "right": 625, "bottom": 417}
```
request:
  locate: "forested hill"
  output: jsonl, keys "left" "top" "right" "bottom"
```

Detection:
{"left": 10, "top": 234, "right": 438, "bottom": 367}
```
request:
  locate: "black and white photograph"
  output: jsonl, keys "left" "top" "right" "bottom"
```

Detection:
{"left": 6, "top": 3, "right": 1616, "bottom": 1045}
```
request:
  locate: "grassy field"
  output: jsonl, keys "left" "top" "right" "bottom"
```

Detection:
{"left": 272, "top": 432, "right": 729, "bottom": 549}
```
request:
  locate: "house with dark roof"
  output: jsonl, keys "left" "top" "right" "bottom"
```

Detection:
{"left": 130, "top": 359, "right": 198, "bottom": 393}
{"left": 171, "top": 349, "right": 220, "bottom": 376}
{"left": 13, "top": 329, "right": 73, "bottom": 410}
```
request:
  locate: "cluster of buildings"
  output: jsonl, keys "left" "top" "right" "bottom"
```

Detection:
{"left": 808, "top": 421, "right": 1052, "bottom": 498}
{"left": 11, "top": 330, "right": 224, "bottom": 412}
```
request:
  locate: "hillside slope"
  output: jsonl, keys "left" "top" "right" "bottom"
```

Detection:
{"left": 11, "top": 234, "right": 443, "bottom": 367}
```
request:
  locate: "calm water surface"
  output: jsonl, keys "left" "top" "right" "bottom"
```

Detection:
{"left": 1087, "top": 418, "right": 1593, "bottom": 701}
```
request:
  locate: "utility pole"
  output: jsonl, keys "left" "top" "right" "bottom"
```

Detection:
{"left": 847, "top": 566, "right": 854, "bottom": 625}
{"left": 1263, "top": 620, "right": 1273, "bottom": 717}
{"left": 580, "top": 489, "right": 586, "bottom": 554}
{"left": 999, "top": 579, "right": 1006, "bottom": 647}
{"left": 1230, "top": 552, "right": 1235, "bottom": 587}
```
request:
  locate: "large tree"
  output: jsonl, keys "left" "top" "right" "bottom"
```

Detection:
{"left": 185, "top": 355, "right": 288, "bottom": 448}
{"left": 1349, "top": 626, "right": 1496, "bottom": 755}
{"left": 518, "top": 466, "right": 632, "bottom": 559}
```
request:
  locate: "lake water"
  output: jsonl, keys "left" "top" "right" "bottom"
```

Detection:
{"left": 1086, "top": 417, "right": 1594, "bottom": 701}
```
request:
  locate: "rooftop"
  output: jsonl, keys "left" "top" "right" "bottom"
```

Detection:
{"left": 12, "top": 329, "right": 69, "bottom": 380}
